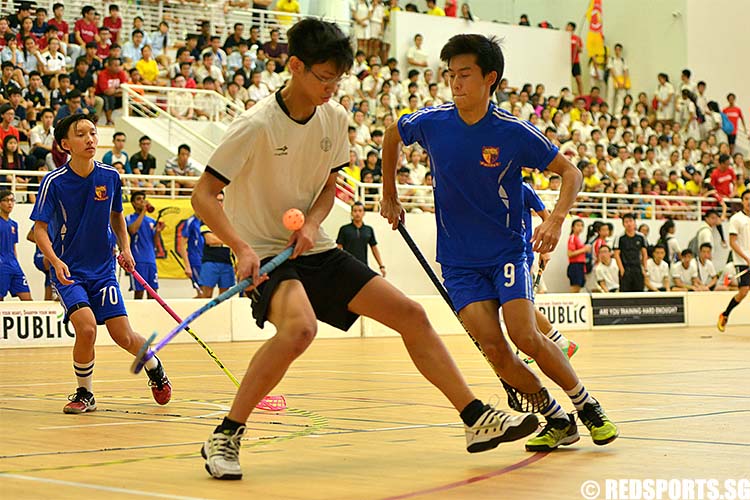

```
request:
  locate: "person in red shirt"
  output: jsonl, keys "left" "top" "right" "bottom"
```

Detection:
{"left": 96, "top": 57, "right": 129, "bottom": 125}
{"left": 444, "top": 0, "right": 457, "bottom": 17}
{"left": 47, "top": 3, "right": 69, "bottom": 43}
{"left": 96, "top": 27, "right": 112, "bottom": 60}
{"left": 723, "top": 93, "right": 746, "bottom": 150}
{"left": 567, "top": 218, "right": 590, "bottom": 292}
{"left": 566, "top": 21, "right": 583, "bottom": 96}
{"left": 103, "top": 4, "right": 122, "bottom": 44}
{"left": 0, "top": 104, "right": 20, "bottom": 145}
{"left": 710, "top": 154, "right": 737, "bottom": 199}
{"left": 74, "top": 6, "right": 99, "bottom": 50}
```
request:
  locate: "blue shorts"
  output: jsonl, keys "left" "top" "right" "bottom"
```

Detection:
{"left": 130, "top": 262, "right": 158, "bottom": 292}
{"left": 33, "top": 252, "right": 51, "bottom": 287}
{"left": 567, "top": 262, "right": 586, "bottom": 287}
{"left": 199, "top": 261, "right": 235, "bottom": 289}
{"left": 442, "top": 256, "right": 534, "bottom": 312}
{"left": 0, "top": 266, "right": 30, "bottom": 297}
{"left": 53, "top": 274, "right": 127, "bottom": 325}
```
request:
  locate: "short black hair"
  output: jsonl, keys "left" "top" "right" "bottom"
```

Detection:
{"left": 40, "top": 108, "right": 54, "bottom": 117}
{"left": 681, "top": 249, "right": 693, "bottom": 257}
{"left": 113, "top": 131, "right": 125, "bottom": 140}
{"left": 699, "top": 242, "right": 712, "bottom": 251}
{"left": 703, "top": 209, "right": 719, "bottom": 219}
{"left": 130, "top": 191, "right": 146, "bottom": 203}
{"left": 719, "top": 153, "right": 730, "bottom": 164}
{"left": 53, "top": 3, "right": 64, "bottom": 11}
{"left": 654, "top": 243, "right": 666, "bottom": 252}
{"left": 139, "top": 135, "right": 151, "bottom": 143}
{"left": 54, "top": 114, "right": 97, "bottom": 151}
{"left": 82, "top": 6, "right": 95, "bottom": 16}
{"left": 0, "top": 189, "right": 12, "bottom": 200}
{"left": 286, "top": 19, "right": 352, "bottom": 74}
{"left": 440, "top": 34, "right": 504, "bottom": 94}
{"left": 178, "top": 144, "right": 191, "bottom": 153}
{"left": 682, "top": 69, "right": 691, "bottom": 78}
{"left": 622, "top": 213, "right": 636, "bottom": 222}
{"left": 352, "top": 201, "right": 365, "bottom": 209}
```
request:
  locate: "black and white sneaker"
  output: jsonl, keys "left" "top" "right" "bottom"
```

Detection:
{"left": 465, "top": 406, "right": 539, "bottom": 453}
{"left": 63, "top": 387, "right": 97, "bottom": 414}
{"left": 202, "top": 426, "right": 245, "bottom": 480}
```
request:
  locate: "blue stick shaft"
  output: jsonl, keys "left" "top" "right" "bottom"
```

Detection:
{"left": 141, "top": 246, "right": 294, "bottom": 364}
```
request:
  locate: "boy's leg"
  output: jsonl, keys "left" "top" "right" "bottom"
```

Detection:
{"left": 204, "top": 280, "right": 317, "bottom": 480}
{"left": 348, "top": 277, "right": 538, "bottom": 451}
{"left": 64, "top": 307, "right": 98, "bottom": 414}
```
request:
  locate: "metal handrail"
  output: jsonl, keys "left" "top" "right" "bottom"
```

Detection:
{"left": 335, "top": 171, "right": 742, "bottom": 220}
{"left": 122, "top": 83, "right": 244, "bottom": 122}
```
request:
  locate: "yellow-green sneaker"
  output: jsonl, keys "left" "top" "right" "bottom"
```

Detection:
{"left": 525, "top": 414, "right": 579, "bottom": 451}
{"left": 578, "top": 401, "right": 619, "bottom": 445}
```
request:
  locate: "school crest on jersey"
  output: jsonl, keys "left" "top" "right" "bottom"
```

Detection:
{"left": 480, "top": 146, "right": 500, "bottom": 168}
{"left": 94, "top": 185, "right": 109, "bottom": 201}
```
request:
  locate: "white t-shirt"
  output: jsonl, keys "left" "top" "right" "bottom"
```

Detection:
{"left": 696, "top": 258, "right": 717, "bottom": 286}
{"left": 646, "top": 258, "right": 669, "bottom": 289}
{"left": 406, "top": 45, "right": 428, "bottom": 73}
{"left": 728, "top": 210, "right": 750, "bottom": 266}
{"left": 655, "top": 81, "right": 675, "bottom": 120}
{"left": 206, "top": 91, "right": 349, "bottom": 259}
{"left": 595, "top": 260, "right": 620, "bottom": 291}
{"left": 671, "top": 260, "right": 698, "bottom": 287}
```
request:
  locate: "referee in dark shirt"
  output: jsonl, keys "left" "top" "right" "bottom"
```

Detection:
{"left": 336, "top": 202, "right": 386, "bottom": 277}
{"left": 613, "top": 213, "right": 648, "bottom": 292}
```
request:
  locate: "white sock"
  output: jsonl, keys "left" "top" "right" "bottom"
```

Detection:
{"left": 143, "top": 356, "right": 159, "bottom": 371}
{"left": 74, "top": 360, "right": 94, "bottom": 392}
{"left": 540, "top": 395, "right": 568, "bottom": 421}
{"left": 543, "top": 326, "right": 569, "bottom": 351}
{"left": 565, "top": 381, "right": 595, "bottom": 411}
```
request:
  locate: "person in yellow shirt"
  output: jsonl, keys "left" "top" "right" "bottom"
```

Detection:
{"left": 425, "top": 0, "right": 445, "bottom": 15}
{"left": 684, "top": 167, "right": 703, "bottom": 196}
{"left": 580, "top": 161, "right": 602, "bottom": 191}
{"left": 398, "top": 94, "right": 420, "bottom": 117}
{"left": 666, "top": 170, "right": 685, "bottom": 193}
{"left": 275, "top": 0, "right": 300, "bottom": 26}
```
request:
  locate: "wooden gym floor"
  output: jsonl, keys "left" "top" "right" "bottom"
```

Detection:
{"left": 1, "top": 325, "right": 748, "bottom": 499}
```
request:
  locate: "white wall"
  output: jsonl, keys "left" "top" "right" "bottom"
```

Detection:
{"left": 415, "top": 0, "right": 689, "bottom": 100}
{"left": 389, "top": 10, "right": 570, "bottom": 94}
{"left": 686, "top": 0, "right": 750, "bottom": 118}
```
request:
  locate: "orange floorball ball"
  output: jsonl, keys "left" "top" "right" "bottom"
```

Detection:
{"left": 283, "top": 208, "right": 305, "bottom": 231}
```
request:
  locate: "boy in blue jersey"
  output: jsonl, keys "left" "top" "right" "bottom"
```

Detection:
{"left": 381, "top": 34, "right": 618, "bottom": 451}
{"left": 30, "top": 115, "right": 172, "bottom": 414}
{"left": 179, "top": 214, "right": 204, "bottom": 296}
{"left": 520, "top": 182, "right": 579, "bottom": 364}
{"left": 0, "top": 189, "right": 32, "bottom": 301}
{"left": 198, "top": 192, "right": 236, "bottom": 298}
{"left": 126, "top": 191, "right": 164, "bottom": 299}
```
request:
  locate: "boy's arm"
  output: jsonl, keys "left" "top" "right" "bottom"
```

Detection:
{"left": 110, "top": 211, "right": 134, "bottom": 270}
{"left": 34, "top": 221, "right": 72, "bottom": 285}
{"left": 288, "top": 171, "right": 337, "bottom": 259}
{"left": 532, "top": 154, "right": 582, "bottom": 254}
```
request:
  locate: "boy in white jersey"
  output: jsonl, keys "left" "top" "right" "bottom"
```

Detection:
{"left": 718, "top": 190, "right": 750, "bottom": 331}
{"left": 192, "top": 19, "right": 537, "bottom": 481}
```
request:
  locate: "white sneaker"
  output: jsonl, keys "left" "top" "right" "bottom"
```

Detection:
{"left": 465, "top": 406, "right": 539, "bottom": 453}
{"left": 202, "top": 426, "right": 245, "bottom": 480}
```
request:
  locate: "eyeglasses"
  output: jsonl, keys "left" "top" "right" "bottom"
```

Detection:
{"left": 306, "top": 67, "right": 343, "bottom": 85}
{"left": 0, "top": 197, "right": 15, "bottom": 203}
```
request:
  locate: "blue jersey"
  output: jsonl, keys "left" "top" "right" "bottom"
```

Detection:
{"left": 30, "top": 161, "right": 122, "bottom": 279}
{"left": 398, "top": 103, "right": 558, "bottom": 266}
{"left": 522, "top": 183, "right": 546, "bottom": 258}
{"left": 181, "top": 215, "right": 204, "bottom": 265}
{"left": 125, "top": 213, "right": 157, "bottom": 264}
{"left": 0, "top": 216, "right": 21, "bottom": 271}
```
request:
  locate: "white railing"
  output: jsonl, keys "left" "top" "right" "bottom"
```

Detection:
{"left": 336, "top": 171, "right": 741, "bottom": 220}
{"left": 122, "top": 83, "right": 244, "bottom": 124}
{"left": 1, "top": 170, "right": 200, "bottom": 200}
{"left": 121, "top": 83, "right": 224, "bottom": 163}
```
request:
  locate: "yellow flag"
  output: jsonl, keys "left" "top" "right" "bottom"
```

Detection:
{"left": 586, "top": 0, "right": 604, "bottom": 58}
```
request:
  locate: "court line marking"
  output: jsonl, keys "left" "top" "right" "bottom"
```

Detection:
{"left": 0, "top": 374, "right": 223, "bottom": 389}
{"left": 381, "top": 452, "right": 549, "bottom": 500}
{"left": 0, "top": 473, "right": 213, "bottom": 500}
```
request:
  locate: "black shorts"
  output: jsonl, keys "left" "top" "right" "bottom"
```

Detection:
{"left": 620, "top": 268, "right": 645, "bottom": 292}
{"left": 572, "top": 62, "right": 581, "bottom": 77}
{"left": 567, "top": 262, "right": 586, "bottom": 287}
{"left": 737, "top": 265, "right": 750, "bottom": 287}
{"left": 728, "top": 134, "right": 737, "bottom": 145}
{"left": 249, "top": 248, "right": 378, "bottom": 331}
